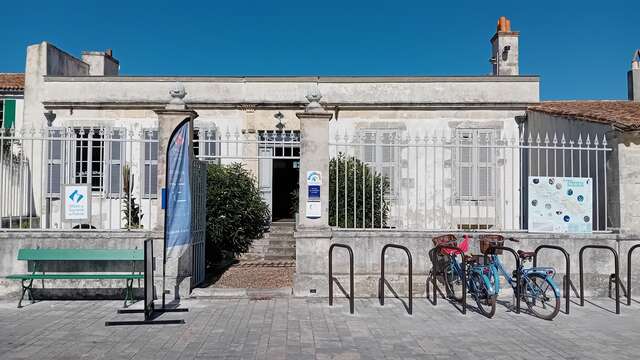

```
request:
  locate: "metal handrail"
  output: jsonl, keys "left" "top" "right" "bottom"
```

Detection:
{"left": 328, "top": 243, "right": 354, "bottom": 314}
{"left": 533, "top": 245, "right": 571, "bottom": 314}
{"left": 430, "top": 245, "right": 467, "bottom": 315}
{"left": 487, "top": 246, "right": 521, "bottom": 314}
{"left": 627, "top": 244, "right": 640, "bottom": 306}
{"left": 379, "top": 244, "right": 413, "bottom": 315}
{"left": 579, "top": 245, "right": 620, "bottom": 314}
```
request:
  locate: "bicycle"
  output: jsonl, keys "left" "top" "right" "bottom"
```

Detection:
{"left": 480, "top": 235, "right": 561, "bottom": 320}
{"left": 431, "top": 234, "right": 497, "bottom": 317}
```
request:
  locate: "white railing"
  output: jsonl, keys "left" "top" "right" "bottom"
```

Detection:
{"left": 329, "top": 130, "right": 612, "bottom": 232}
{"left": 0, "top": 127, "right": 159, "bottom": 231}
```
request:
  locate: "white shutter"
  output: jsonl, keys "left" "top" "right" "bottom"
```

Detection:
{"left": 457, "top": 131, "right": 474, "bottom": 199}
{"left": 143, "top": 130, "right": 158, "bottom": 197}
{"left": 109, "top": 129, "right": 123, "bottom": 195}
{"left": 47, "top": 129, "right": 63, "bottom": 196}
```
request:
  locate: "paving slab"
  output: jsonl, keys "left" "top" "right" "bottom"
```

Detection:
{"left": 0, "top": 297, "right": 638, "bottom": 359}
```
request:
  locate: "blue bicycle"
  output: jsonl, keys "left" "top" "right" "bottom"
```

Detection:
{"left": 480, "top": 235, "right": 561, "bottom": 320}
{"left": 433, "top": 235, "right": 497, "bottom": 317}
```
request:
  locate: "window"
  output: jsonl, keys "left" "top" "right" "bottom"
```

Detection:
{"left": 47, "top": 129, "right": 64, "bottom": 197}
{"left": 143, "top": 130, "right": 158, "bottom": 197}
{"left": 456, "top": 129, "right": 496, "bottom": 201}
{"left": 195, "top": 128, "right": 218, "bottom": 159}
{"left": 1, "top": 99, "right": 16, "bottom": 129}
{"left": 47, "top": 128, "right": 123, "bottom": 196}
{"left": 73, "top": 129, "right": 105, "bottom": 192}
{"left": 361, "top": 130, "right": 398, "bottom": 196}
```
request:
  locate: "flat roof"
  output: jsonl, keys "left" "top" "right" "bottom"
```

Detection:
{"left": 45, "top": 75, "right": 540, "bottom": 83}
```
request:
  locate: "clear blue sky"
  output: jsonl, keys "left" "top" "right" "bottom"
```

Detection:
{"left": 1, "top": 0, "right": 637, "bottom": 100}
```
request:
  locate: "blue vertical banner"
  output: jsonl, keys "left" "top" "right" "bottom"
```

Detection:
{"left": 165, "top": 121, "right": 192, "bottom": 259}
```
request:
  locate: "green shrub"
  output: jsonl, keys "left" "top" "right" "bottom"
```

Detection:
{"left": 206, "top": 163, "right": 270, "bottom": 262}
{"left": 329, "top": 153, "right": 390, "bottom": 228}
{"left": 122, "top": 165, "right": 143, "bottom": 229}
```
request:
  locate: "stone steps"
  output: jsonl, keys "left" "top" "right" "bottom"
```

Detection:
{"left": 241, "top": 222, "right": 296, "bottom": 261}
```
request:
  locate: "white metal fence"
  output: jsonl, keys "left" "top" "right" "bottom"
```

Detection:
{"left": 329, "top": 130, "right": 612, "bottom": 232}
{"left": 0, "top": 127, "right": 160, "bottom": 231}
{"left": 0, "top": 127, "right": 301, "bottom": 231}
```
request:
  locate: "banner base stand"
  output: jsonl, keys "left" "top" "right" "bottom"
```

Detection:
{"left": 117, "top": 308, "right": 189, "bottom": 314}
{"left": 105, "top": 319, "right": 185, "bottom": 326}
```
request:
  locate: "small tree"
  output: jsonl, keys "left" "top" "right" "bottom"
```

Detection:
{"left": 329, "top": 153, "right": 390, "bottom": 228}
{"left": 206, "top": 163, "right": 270, "bottom": 262}
{"left": 122, "top": 165, "right": 143, "bottom": 229}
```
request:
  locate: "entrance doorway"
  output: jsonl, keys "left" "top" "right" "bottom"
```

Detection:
{"left": 272, "top": 159, "right": 299, "bottom": 221}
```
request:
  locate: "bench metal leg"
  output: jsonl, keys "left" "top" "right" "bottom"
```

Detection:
{"left": 18, "top": 279, "right": 34, "bottom": 308}
{"left": 123, "top": 279, "right": 134, "bottom": 308}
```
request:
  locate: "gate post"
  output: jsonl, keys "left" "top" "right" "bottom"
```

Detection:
{"left": 154, "top": 83, "right": 199, "bottom": 301}
{"left": 293, "top": 87, "right": 335, "bottom": 297}
{"left": 296, "top": 88, "right": 333, "bottom": 229}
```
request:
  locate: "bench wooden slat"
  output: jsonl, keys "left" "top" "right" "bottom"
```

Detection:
{"left": 6, "top": 274, "right": 144, "bottom": 280}
{"left": 17, "top": 248, "right": 144, "bottom": 261}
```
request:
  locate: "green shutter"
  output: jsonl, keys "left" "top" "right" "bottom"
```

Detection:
{"left": 2, "top": 99, "right": 16, "bottom": 128}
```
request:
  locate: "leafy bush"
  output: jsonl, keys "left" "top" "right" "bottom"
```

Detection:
{"left": 206, "top": 163, "right": 270, "bottom": 262}
{"left": 329, "top": 153, "right": 390, "bottom": 228}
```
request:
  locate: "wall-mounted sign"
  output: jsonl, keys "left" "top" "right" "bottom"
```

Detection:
{"left": 307, "top": 171, "right": 322, "bottom": 186}
{"left": 528, "top": 176, "right": 592, "bottom": 233}
{"left": 63, "top": 184, "right": 91, "bottom": 221}
{"left": 308, "top": 185, "right": 321, "bottom": 200}
{"left": 306, "top": 201, "right": 321, "bottom": 219}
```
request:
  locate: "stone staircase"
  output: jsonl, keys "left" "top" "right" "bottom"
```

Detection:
{"left": 241, "top": 222, "right": 296, "bottom": 261}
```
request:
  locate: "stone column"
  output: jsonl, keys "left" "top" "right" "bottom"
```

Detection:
{"left": 153, "top": 83, "right": 198, "bottom": 300}
{"left": 608, "top": 130, "right": 640, "bottom": 236}
{"left": 293, "top": 88, "right": 334, "bottom": 297}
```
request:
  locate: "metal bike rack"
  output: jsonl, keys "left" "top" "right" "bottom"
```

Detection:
{"left": 627, "top": 244, "right": 640, "bottom": 306}
{"left": 379, "top": 244, "right": 413, "bottom": 315}
{"left": 487, "top": 246, "right": 521, "bottom": 314}
{"left": 533, "top": 245, "right": 571, "bottom": 314}
{"left": 328, "top": 243, "right": 354, "bottom": 314}
{"left": 579, "top": 245, "right": 620, "bottom": 314}
{"left": 429, "top": 245, "right": 467, "bottom": 315}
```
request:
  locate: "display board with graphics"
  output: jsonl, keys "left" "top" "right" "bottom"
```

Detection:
{"left": 63, "top": 184, "right": 91, "bottom": 221}
{"left": 528, "top": 176, "right": 592, "bottom": 233}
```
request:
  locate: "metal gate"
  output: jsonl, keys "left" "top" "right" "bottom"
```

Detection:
{"left": 191, "top": 159, "right": 207, "bottom": 287}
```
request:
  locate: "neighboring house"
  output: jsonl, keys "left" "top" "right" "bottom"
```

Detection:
{"left": 0, "top": 73, "right": 24, "bottom": 129}
{"left": 527, "top": 100, "right": 640, "bottom": 233}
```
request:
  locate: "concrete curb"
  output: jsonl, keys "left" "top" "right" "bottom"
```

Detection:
{"left": 190, "top": 287, "right": 293, "bottom": 299}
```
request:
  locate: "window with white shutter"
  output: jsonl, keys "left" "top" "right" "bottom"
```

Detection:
{"left": 360, "top": 129, "right": 398, "bottom": 196}
{"left": 46, "top": 128, "right": 64, "bottom": 197}
{"left": 143, "top": 129, "right": 158, "bottom": 197}
{"left": 108, "top": 129, "right": 123, "bottom": 196}
{"left": 455, "top": 129, "right": 496, "bottom": 201}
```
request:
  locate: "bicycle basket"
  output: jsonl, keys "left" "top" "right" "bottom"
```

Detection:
{"left": 479, "top": 234, "right": 504, "bottom": 255}
{"left": 432, "top": 234, "right": 457, "bottom": 255}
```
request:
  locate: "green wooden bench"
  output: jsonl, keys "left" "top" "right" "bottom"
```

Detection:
{"left": 5, "top": 248, "right": 144, "bottom": 308}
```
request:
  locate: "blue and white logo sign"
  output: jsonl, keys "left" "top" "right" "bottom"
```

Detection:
{"left": 307, "top": 171, "right": 322, "bottom": 186}
{"left": 63, "top": 184, "right": 91, "bottom": 220}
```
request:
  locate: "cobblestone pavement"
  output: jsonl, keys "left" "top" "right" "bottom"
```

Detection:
{"left": 0, "top": 297, "right": 639, "bottom": 359}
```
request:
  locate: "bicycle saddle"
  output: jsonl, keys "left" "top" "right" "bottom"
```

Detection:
{"left": 517, "top": 250, "right": 535, "bottom": 259}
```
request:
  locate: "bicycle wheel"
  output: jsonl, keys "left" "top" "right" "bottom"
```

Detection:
{"left": 522, "top": 273, "right": 560, "bottom": 320}
{"left": 442, "top": 257, "right": 464, "bottom": 301}
{"left": 470, "top": 272, "right": 496, "bottom": 318}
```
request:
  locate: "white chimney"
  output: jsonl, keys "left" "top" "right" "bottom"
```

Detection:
{"left": 490, "top": 16, "right": 519, "bottom": 76}
{"left": 81, "top": 49, "right": 120, "bottom": 76}
{"left": 629, "top": 50, "right": 640, "bottom": 102}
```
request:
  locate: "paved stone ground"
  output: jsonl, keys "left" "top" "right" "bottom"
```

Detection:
{"left": 0, "top": 297, "right": 639, "bottom": 359}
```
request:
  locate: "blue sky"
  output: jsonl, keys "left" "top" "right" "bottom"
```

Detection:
{"left": 1, "top": 0, "right": 637, "bottom": 100}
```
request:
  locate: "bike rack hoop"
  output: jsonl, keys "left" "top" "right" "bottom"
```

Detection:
{"left": 578, "top": 245, "right": 620, "bottom": 314}
{"left": 328, "top": 243, "right": 354, "bottom": 314}
{"left": 379, "top": 244, "right": 413, "bottom": 315}
{"left": 627, "top": 244, "right": 640, "bottom": 306}
{"left": 533, "top": 245, "right": 571, "bottom": 314}
{"left": 487, "top": 246, "right": 521, "bottom": 314}
{"left": 430, "top": 244, "right": 467, "bottom": 315}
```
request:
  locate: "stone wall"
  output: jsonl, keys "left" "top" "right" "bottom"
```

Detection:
{"left": 294, "top": 230, "right": 640, "bottom": 298}
{"left": 0, "top": 231, "right": 162, "bottom": 299}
